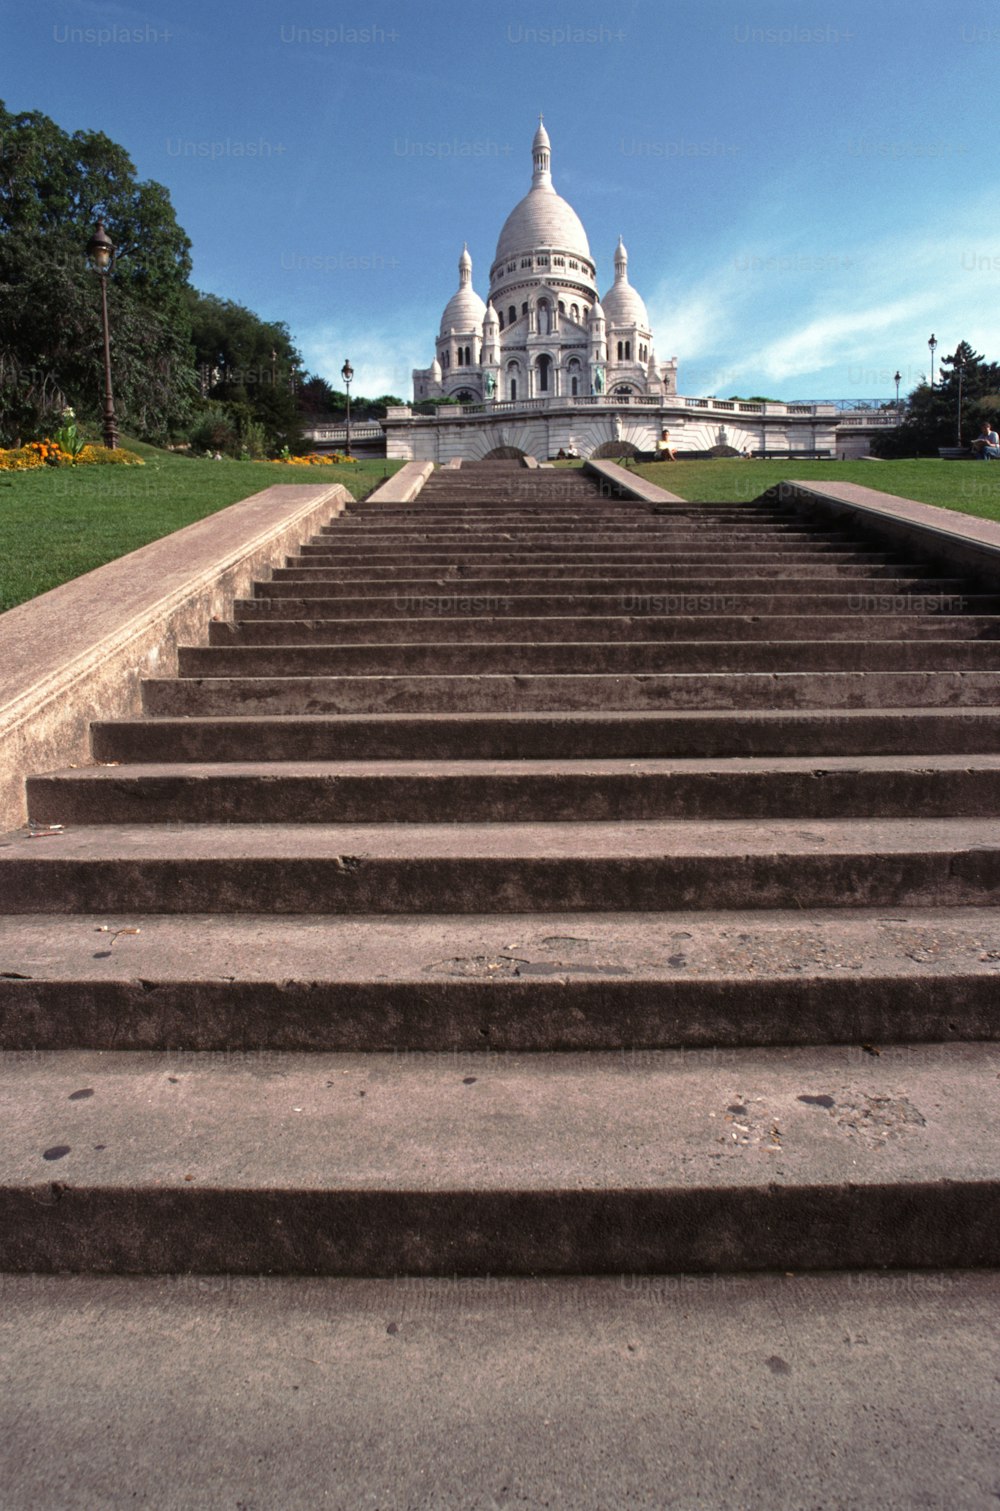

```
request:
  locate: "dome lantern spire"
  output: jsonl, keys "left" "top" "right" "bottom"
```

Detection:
{"left": 531, "top": 115, "right": 552, "bottom": 188}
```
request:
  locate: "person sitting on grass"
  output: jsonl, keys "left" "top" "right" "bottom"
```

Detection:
{"left": 971, "top": 420, "right": 1000, "bottom": 460}
{"left": 656, "top": 428, "right": 677, "bottom": 461}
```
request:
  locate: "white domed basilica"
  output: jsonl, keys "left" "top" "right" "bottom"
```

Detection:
{"left": 413, "top": 120, "right": 677, "bottom": 405}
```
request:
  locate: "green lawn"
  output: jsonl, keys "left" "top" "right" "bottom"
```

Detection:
{"left": 0, "top": 446, "right": 404, "bottom": 612}
{"left": 625, "top": 457, "right": 1000, "bottom": 517}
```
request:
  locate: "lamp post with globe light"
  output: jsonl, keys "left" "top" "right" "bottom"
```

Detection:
{"left": 86, "top": 221, "right": 118, "bottom": 449}
{"left": 928, "top": 333, "right": 938, "bottom": 391}
{"left": 341, "top": 360, "right": 354, "bottom": 456}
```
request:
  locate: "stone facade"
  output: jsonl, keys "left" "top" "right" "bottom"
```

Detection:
{"left": 383, "top": 397, "right": 844, "bottom": 464}
{"left": 413, "top": 120, "right": 677, "bottom": 407}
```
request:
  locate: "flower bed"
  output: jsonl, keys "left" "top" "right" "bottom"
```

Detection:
{"left": 0, "top": 440, "right": 145, "bottom": 471}
{"left": 266, "top": 451, "right": 357, "bottom": 466}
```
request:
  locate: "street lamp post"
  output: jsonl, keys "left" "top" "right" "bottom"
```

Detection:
{"left": 86, "top": 221, "right": 118, "bottom": 449}
{"left": 341, "top": 359, "right": 354, "bottom": 456}
{"left": 928, "top": 333, "right": 937, "bottom": 390}
{"left": 956, "top": 349, "right": 965, "bottom": 448}
{"left": 894, "top": 369, "right": 902, "bottom": 420}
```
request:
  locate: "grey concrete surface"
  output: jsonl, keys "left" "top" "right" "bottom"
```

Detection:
{"left": 0, "top": 1271, "right": 997, "bottom": 1509}
{"left": 25, "top": 753, "right": 1000, "bottom": 825}
{"left": 585, "top": 456, "right": 686, "bottom": 503}
{"left": 1, "top": 905, "right": 999, "bottom": 1051}
{"left": 5, "top": 815, "right": 1000, "bottom": 914}
{"left": 363, "top": 460, "right": 433, "bottom": 503}
{"left": 0, "top": 1044, "right": 998, "bottom": 1272}
{"left": 780, "top": 479, "right": 1000, "bottom": 590}
{"left": 138, "top": 669, "right": 1000, "bottom": 718}
{"left": 0, "top": 483, "right": 350, "bottom": 830}
{"left": 86, "top": 708, "right": 1000, "bottom": 764}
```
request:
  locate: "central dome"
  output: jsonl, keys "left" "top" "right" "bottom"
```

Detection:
{"left": 494, "top": 189, "right": 592, "bottom": 264}
{"left": 493, "top": 119, "right": 592, "bottom": 267}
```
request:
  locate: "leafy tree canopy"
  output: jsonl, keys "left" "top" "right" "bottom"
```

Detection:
{"left": 0, "top": 100, "right": 194, "bottom": 443}
{"left": 871, "top": 341, "right": 1000, "bottom": 457}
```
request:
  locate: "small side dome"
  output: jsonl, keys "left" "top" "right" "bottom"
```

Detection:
{"left": 602, "top": 239, "right": 650, "bottom": 329}
{"left": 439, "top": 244, "right": 486, "bottom": 335}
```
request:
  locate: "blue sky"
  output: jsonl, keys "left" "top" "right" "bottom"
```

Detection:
{"left": 3, "top": 0, "right": 998, "bottom": 401}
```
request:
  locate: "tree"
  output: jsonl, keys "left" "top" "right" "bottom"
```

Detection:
{"left": 0, "top": 101, "right": 196, "bottom": 444}
{"left": 871, "top": 342, "right": 1000, "bottom": 457}
{"left": 186, "top": 290, "right": 305, "bottom": 455}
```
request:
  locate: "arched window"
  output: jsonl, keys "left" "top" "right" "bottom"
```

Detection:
{"left": 521, "top": 302, "right": 528, "bottom": 316}
{"left": 571, "top": 304, "right": 579, "bottom": 322}
{"left": 536, "top": 354, "right": 551, "bottom": 393}
{"left": 498, "top": 311, "right": 504, "bottom": 330}
{"left": 571, "top": 376, "right": 579, "bottom": 396}
{"left": 558, "top": 300, "right": 565, "bottom": 314}
{"left": 508, "top": 306, "right": 516, "bottom": 326}
{"left": 625, "top": 341, "right": 632, "bottom": 361}
{"left": 510, "top": 377, "right": 517, "bottom": 401}
{"left": 617, "top": 341, "right": 623, "bottom": 361}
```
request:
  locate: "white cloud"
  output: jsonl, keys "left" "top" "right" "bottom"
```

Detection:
{"left": 298, "top": 320, "right": 427, "bottom": 399}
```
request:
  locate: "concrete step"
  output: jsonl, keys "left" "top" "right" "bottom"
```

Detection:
{"left": 0, "top": 1272, "right": 994, "bottom": 1511}
{"left": 3, "top": 818, "right": 1000, "bottom": 914}
{"left": 308, "top": 545, "right": 918, "bottom": 565}
{"left": 274, "top": 571, "right": 969, "bottom": 598}
{"left": 4, "top": 907, "right": 999, "bottom": 1050}
{"left": 174, "top": 642, "right": 1000, "bottom": 679}
{"left": 1, "top": 1043, "right": 997, "bottom": 1272}
{"left": 29, "top": 755, "right": 1000, "bottom": 826}
{"left": 298, "top": 544, "right": 876, "bottom": 564}
{"left": 212, "top": 615, "right": 1000, "bottom": 647}
{"left": 313, "top": 525, "right": 847, "bottom": 543}
{"left": 291, "top": 552, "right": 933, "bottom": 577}
{"left": 243, "top": 590, "right": 1000, "bottom": 619}
{"left": 92, "top": 709, "right": 1000, "bottom": 763}
{"left": 140, "top": 669, "right": 1000, "bottom": 716}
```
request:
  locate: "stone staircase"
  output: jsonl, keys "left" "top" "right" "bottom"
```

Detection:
{"left": 2, "top": 458, "right": 1000, "bottom": 1275}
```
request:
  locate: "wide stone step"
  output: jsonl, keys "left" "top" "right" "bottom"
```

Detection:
{"left": 140, "top": 669, "right": 1000, "bottom": 716}
{"left": 174, "top": 641, "right": 1000, "bottom": 679}
{"left": 272, "top": 571, "right": 969, "bottom": 598}
{"left": 316, "top": 526, "right": 842, "bottom": 543}
{"left": 307, "top": 540, "right": 867, "bottom": 560}
{"left": 215, "top": 614, "right": 1000, "bottom": 647}
{"left": 1, "top": 1044, "right": 997, "bottom": 1272}
{"left": 3, "top": 819, "right": 1000, "bottom": 914}
{"left": 28, "top": 755, "right": 1000, "bottom": 826}
{"left": 245, "top": 590, "right": 998, "bottom": 618}
{"left": 91, "top": 708, "right": 1000, "bottom": 763}
{"left": 309, "top": 545, "right": 911, "bottom": 565}
{"left": 3, "top": 908, "right": 999, "bottom": 1050}
{"left": 292, "top": 550, "right": 925, "bottom": 577}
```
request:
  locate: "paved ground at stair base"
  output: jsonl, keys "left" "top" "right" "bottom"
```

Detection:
{"left": 0, "top": 1272, "right": 996, "bottom": 1510}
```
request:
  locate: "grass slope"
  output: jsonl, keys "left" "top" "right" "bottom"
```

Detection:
{"left": 0, "top": 446, "right": 403, "bottom": 612}
{"left": 626, "top": 457, "right": 1000, "bottom": 516}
